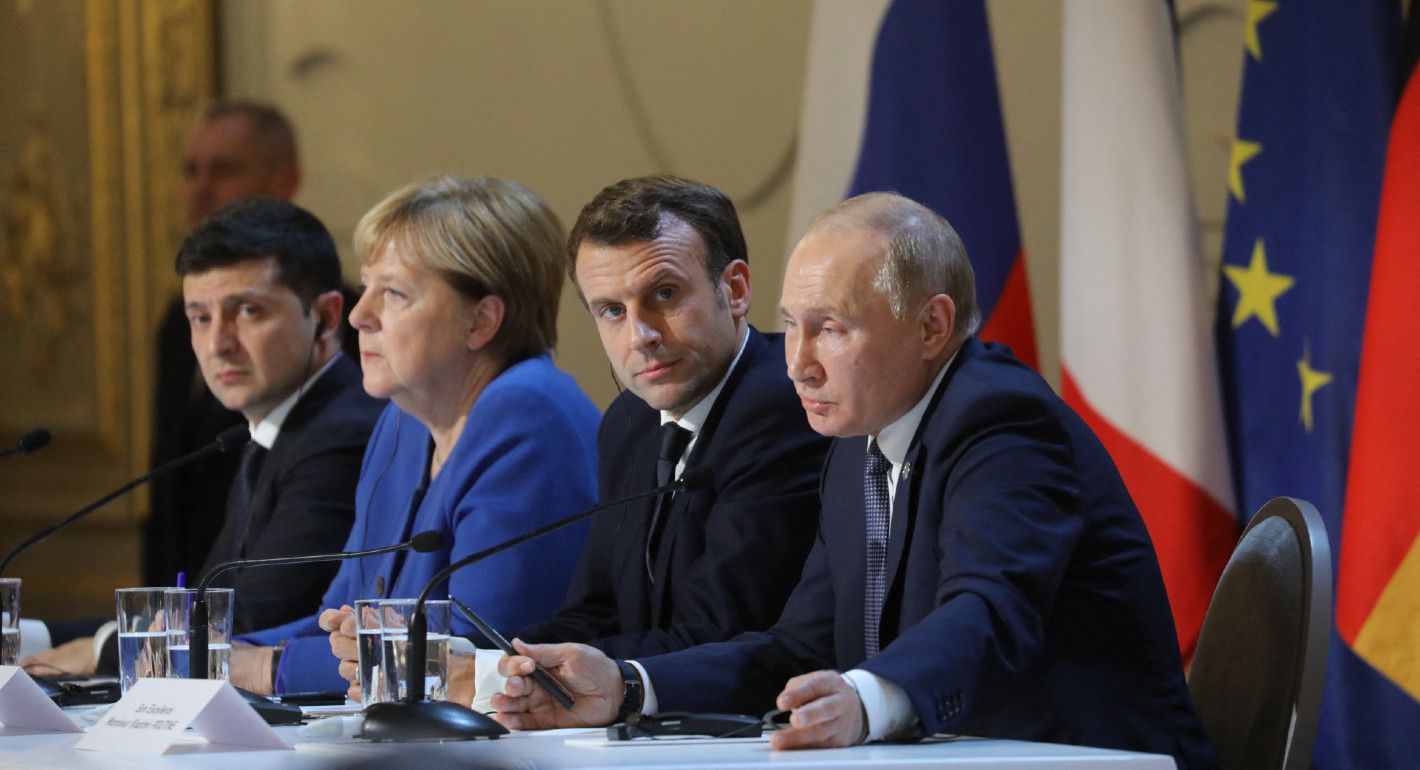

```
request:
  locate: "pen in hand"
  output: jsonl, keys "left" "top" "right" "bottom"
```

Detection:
{"left": 448, "top": 595, "right": 574, "bottom": 709}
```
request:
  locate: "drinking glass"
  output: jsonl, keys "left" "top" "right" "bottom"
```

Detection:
{"left": 164, "top": 588, "right": 234, "bottom": 681}
{"left": 378, "top": 599, "right": 451, "bottom": 702}
{"left": 115, "top": 587, "right": 171, "bottom": 692}
{"left": 354, "top": 598, "right": 386, "bottom": 705}
{"left": 0, "top": 578, "right": 19, "bottom": 665}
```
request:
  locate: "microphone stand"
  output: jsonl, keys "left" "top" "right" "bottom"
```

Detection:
{"left": 361, "top": 468, "right": 712, "bottom": 742}
{"left": 187, "top": 531, "right": 446, "bottom": 679}
{"left": 0, "top": 425, "right": 249, "bottom": 577}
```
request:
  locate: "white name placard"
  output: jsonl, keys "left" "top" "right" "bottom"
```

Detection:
{"left": 0, "top": 665, "right": 83, "bottom": 733}
{"left": 75, "top": 678, "right": 288, "bottom": 755}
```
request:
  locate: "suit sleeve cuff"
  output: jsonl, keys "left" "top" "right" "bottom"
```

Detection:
{"left": 471, "top": 648, "right": 503, "bottom": 712}
{"left": 17, "top": 619, "right": 52, "bottom": 659}
{"left": 628, "top": 659, "right": 658, "bottom": 716}
{"left": 842, "top": 668, "right": 916, "bottom": 742}
{"left": 93, "top": 621, "right": 117, "bottom": 662}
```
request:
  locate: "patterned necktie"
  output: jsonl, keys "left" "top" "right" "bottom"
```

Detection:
{"left": 863, "top": 440, "right": 891, "bottom": 657}
{"left": 647, "top": 422, "right": 694, "bottom": 581}
{"left": 222, "top": 442, "right": 267, "bottom": 560}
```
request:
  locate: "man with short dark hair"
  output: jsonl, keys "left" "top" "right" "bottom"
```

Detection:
{"left": 144, "top": 101, "right": 351, "bottom": 589}
{"left": 490, "top": 192, "right": 1217, "bottom": 770}
{"left": 174, "top": 198, "right": 382, "bottom": 633}
{"left": 516, "top": 176, "right": 828, "bottom": 655}
{"left": 22, "top": 199, "right": 382, "bottom": 675}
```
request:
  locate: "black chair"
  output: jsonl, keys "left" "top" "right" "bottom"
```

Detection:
{"left": 1188, "top": 497, "right": 1331, "bottom": 770}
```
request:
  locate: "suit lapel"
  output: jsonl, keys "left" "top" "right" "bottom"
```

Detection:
{"left": 881, "top": 442, "right": 920, "bottom": 615}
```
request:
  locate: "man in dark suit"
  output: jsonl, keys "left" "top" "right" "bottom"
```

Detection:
{"left": 145, "top": 100, "right": 304, "bottom": 588}
{"left": 433, "top": 176, "right": 828, "bottom": 707}
{"left": 490, "top": 192, "right": 1216, "bottom": 770}
{"left": 146, "top": 101, "right": 366, "bottom": 589}
{"left": 23, "top": 198, "right": 381, "bottom": 675}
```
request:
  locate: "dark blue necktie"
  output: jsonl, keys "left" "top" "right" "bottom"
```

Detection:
{"left": 864, "top": 440, "right": 891, "bottom": 657}
{"left": 647, "top": 422, "right": 693, "bottom": 581}
{"left": 222, "top": 442, "right": 266, "bottom": 560}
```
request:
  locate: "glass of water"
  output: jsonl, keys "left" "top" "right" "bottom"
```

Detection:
{"left": 164, "top": 588, "right": 234, "bottom": 681}
{"left": 1, "top": 578, "right": 19, "bottom": 665}
{"left": 378, "top": 599, "right": 451, "bottom": 702}
{"left": 354, "top": 599, "right": 387, "bottom": 706}
{"left": 115, "top": 587, "right": 171, "bottom": 692}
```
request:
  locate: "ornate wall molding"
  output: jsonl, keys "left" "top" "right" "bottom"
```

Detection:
{"left": 0, "top": 0, "right": 214, "bottom": 533}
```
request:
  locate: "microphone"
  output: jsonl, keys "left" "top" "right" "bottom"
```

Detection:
{"left": 0, "top": 424, "right": 250, "bottom": 577}
{"left": 0, "top": 428, "right": 52, "bottom": 460}
{"left": 186, "top": 530, "right": 447, "bottom": 679}
{"left": 360, "top": 468, "right": 714, "bottom": 742}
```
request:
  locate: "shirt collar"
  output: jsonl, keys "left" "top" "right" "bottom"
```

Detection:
{"left": 660, "top": 326, "right": 750, "bottom": 434}
{"left": 248, "top": 353, "right": 342, "bottom": 449}
{"left": 870, "top": 351, "right": 957, "bottom": 466}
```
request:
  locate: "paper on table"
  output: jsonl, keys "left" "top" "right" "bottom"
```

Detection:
{"left": 0, "top": 666, "right": 83, "bottom": 733}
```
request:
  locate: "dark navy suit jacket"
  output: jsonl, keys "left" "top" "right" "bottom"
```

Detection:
{"left": 641, "top": 339, "right": 1217, "bottom": 770}
{"left": 518, "top": 327, "right": 829, "bottom": 657}
{"left": 199, "top": 354, "right": 384, "bottom": 634}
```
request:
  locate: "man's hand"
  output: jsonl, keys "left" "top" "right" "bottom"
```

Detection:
{"left": 230, "top": 643, "right": 276, "bottom": 695}
{"left": 490, "top": 639, "right": 621, "bottom": 730}
{"left": 770, "top": 670, "right": 867, "bottom": 750}
{"left": 20, "top": 636, "right": 98, "bottom": 678}
{"left": 319, "top": 606, "right": 361, "bottom": 702}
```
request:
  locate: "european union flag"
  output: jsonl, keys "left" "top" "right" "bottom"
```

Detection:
{"left": 1215, "top": 1, "right": 1408, "bottom": 767}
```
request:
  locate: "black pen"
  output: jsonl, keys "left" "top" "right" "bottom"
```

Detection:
{"left": 449, "top": 595, "right": 575, "bottom": 709}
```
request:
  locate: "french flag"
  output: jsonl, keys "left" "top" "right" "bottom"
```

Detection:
{"left": 787, "top": 0, "right": 1037, "bottom": 369}
{"left": 1059, "top": 0, "right": 1237, "bottom": 659}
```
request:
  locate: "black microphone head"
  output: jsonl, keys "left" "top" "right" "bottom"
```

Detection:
{"left": 17, "top": 428, "right": 51, "bottom": 453}
{"left": 213, "top": 424, "right": 251, "bottom": 453}
{"left": 678, "top": 466, "right": 713, "bottom": 491}
{"left": 410, "top": 530, "right": 445, "bottom": 553}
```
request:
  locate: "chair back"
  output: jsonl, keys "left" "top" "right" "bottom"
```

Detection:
{"left": 1188, "top": 497, "right": 1331, "bottom": 770}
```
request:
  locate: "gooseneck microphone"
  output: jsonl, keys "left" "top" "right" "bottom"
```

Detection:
{"left": 360, "top": 467, "right": 715, "bottom": 743}
{"left": 186, "top": 530, "right": 447, "bottom": 679}
{"left": 0, "top": 424, "right": 250, "bottom": 577}
{"left": 0, "top": 428, "right": 52, "bottom": 460}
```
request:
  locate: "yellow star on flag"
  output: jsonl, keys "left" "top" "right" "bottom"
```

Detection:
{"left": 1224, "top": 239, "right": 1295, "bottom": 336}
{"left": 1297, "top": 342, "right": 1333, "bottom": 432}
{"left": 1229, "top": 139, "right": 1263, "bottom": 203}
{"left": 1245, "top": 1, "right": 1278, "bottom": 61}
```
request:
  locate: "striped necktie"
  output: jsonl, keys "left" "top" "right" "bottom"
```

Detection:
{"left": 863, "top": 440, "right": 891, "bottom": 656}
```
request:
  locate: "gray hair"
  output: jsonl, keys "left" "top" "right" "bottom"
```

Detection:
{"left": 812, "top": 192, "right": 980, "bottom": 338}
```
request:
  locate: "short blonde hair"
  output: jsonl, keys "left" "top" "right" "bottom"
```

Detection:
{"left": 354, "top": 176, "right": 565, "bottom": 359}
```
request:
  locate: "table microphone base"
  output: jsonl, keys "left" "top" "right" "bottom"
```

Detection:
{"left": 360, "top": 699, "right": 508, "bottom": 742}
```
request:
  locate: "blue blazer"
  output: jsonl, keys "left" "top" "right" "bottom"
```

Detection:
{"left": 641, "top": 339, "right": 1217, "bottom": 770}
{"left": 242, "top": 353, "right": 600, "bottom": 693}
{"left": 518, "top": 328, "right": 828, "bottom": 656}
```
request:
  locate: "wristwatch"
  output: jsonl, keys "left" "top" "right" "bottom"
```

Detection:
{"left": 613, "top": 659, "right": 644, "bottom": 723}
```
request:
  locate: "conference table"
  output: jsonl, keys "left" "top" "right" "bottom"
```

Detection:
{"left": 0, "top": 708, "right": 1177, "bottom": 770}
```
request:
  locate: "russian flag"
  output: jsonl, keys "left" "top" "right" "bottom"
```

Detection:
{"left": 1059, "top": 0, "right": 1237, "bottom": 660}
{"left": 786, "top": 0, "right": 1037, "bottom": 368}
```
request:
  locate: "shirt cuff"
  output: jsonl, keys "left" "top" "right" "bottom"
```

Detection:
{"left": 92, "top": 621, "right": 118, "bottom": 663}
{"left": 471, "top": 648, "right": 504, "bottom": 713}
{"left": 842, "top": 668, "right": 917, "bottom": 742}
{"left": 17, "top": 618, "right": 51, "bottom": 659}
{"left": 628, "top": 659, "right": 657, "bottom": 716}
